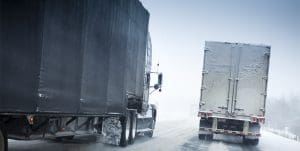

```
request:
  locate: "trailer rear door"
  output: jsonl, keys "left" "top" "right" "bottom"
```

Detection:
{"left": 233, "top": 44, "right": 270, "bottom": 116}
{"left": 200, "top": 42, "right": 233, "bottom": 115}
{"left": 200, "top": 42, "right": 270, "bottom": 117}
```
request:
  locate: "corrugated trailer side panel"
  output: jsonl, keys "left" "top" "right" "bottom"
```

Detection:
{"left": 79, "top": 0, "right": 149, "bottom": 114}
{"left": 79, "top": 0, "right": 113, "bottom": 114}
{"left": 124, "top": 0, "right": 149, "bottom": 99}
{"left": 0, "top": 0, "right": 149, "bottom": 115}
{"left": 104, "top": 0, "right": 149, "bottom": 113}
{"left": 105, "top": 0, "right": 132, "bottom": 114}
{"left": 79, "top": 0, "right": 112, "bottom": 114}
{"left": 124, "top": 0, "right": 137, "bottom": 97}
{"left": 0, "top": 0, "right": 44, "bottom": 112}
{"left": 132, "top": 1, "right": 149, "bottom": 98}
{"left": 37, "top": 0, "right": 84, "bottom": 113}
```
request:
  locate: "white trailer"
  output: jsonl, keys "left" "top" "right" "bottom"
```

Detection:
{"left": 198, "top": 41, "right": 270, "bottom": 145}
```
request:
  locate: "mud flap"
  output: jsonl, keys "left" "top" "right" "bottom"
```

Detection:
{"left": 198, "top": 118, "right": 213, "bottom": 140}
{"left": 102, "top": 117, "right": 122, "bottom": 145}
{"left": 0, "top": 123, "right": 8, "bottom": 151}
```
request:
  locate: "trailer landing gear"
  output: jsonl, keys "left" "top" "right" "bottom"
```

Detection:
{"left": 0, "top": 123, "right": 7, "bottom": 151}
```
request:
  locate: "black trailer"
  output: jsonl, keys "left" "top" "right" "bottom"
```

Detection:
{"left": 0, "top": 0, "right": 162, "bottom": 149}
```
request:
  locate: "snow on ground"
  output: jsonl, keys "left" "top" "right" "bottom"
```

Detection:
{"left": 259, "top": 130, "right": 300, "bottom": 151}
{"left": 8, "top": 119, "right": 300, "bottom": 151}
{"left": 264, "top": 127, "right": 300, "bottom": 142}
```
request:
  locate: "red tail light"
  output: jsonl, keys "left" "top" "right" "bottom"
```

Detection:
{"left": 206, "top": 112, "right": 212, "bottom": 117}
{"left": 257, "top": 117, "right": 265, "bottom": 124}
{"left": 250, "top": 116, "right": 265, "bottom": 124}
{"left": 198, "top": 111, "right": 213, "bottom": 118}
{"left": 251, "top": 116, "right": 257, "bottom": 123}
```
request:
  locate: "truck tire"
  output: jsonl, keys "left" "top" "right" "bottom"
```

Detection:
{"left": 243, "top": 137, "right": 259, "bottom": 145}
{"left": 128, "top": 110, "right": 137, "bottom": 144}
{"left": 251, "top": 139, "right": 259, "bottom": 145}
{"left": 0, "top": 123, "right": 8, "bottom": 151}
{"left": 198, "top": 134, "right": 213, "bottom": 140}
{"left": 120, "top": 114, "right": 131, "bottom": 147}
{"left": 198, "top": 134, "right": 205, "bottom": 140}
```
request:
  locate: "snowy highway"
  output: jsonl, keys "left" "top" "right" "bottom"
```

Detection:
{"left": 8, "top": 119, "right": 300, "bottom": 151}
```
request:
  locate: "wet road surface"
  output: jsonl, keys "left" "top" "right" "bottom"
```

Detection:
{"left": 8, "top": 120, "right": 300, "bottom": 151}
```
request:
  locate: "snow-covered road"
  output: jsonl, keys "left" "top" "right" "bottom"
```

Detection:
{"left": 8, "top": 120, "right": 300, "bottom": 151}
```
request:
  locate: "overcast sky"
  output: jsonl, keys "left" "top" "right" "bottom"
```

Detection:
{"left": 140, "top": 0, "right": 300, "bottom": 120}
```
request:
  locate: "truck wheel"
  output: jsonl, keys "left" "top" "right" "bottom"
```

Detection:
{"left": 243, "top": 137, "right": 259, "bottom": 145}
{"left": 250, "top": 139, "right": 259, "bottom": 145}
{"left": 128, "top": 110, "right": 137, "bottom": 144}
{"left": 207, "top": 134, "right": 213, "bottom": 140}
{"left": 120, "top": 114, "right": 131, "bottom": 147}
{"left": 198, "top": 134, "right": 206, "bottom": 140}
{"left": 0, "top": 123, "right": 8, "bottom": 151}
{"left": 198, "top": 134, "right": 213, "bottom": 140}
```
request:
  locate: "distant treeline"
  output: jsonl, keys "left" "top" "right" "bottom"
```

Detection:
{"left": 266, "top": 96, "right": 300, "bottom": 136}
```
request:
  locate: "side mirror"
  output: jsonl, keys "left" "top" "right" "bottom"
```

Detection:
{"left": 158, "top": 73, "right": 163, "bottom": 85}
{"left": 154, "top": 84, "right": 159, "bottom": 90}
{"left": 153, "top": 73, "right": 163, "bottom": 90}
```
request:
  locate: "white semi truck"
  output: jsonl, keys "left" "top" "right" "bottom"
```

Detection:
{"left": 198, "top": 41, "right": 270, "bottom": 145}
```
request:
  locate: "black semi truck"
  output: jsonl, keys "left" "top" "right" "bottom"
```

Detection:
{"left": 0, "top": 0, "right": 162, "bottom": 150}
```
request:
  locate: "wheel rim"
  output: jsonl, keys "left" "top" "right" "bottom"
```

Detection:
{"left": 125, "top": 115, "right": 130, "bottom": 140}
{"left": 132, "top": 115, "right": 137, "bottom": 139}
{"left": 0, "top": 130, "right": 4, "bottom": 151}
